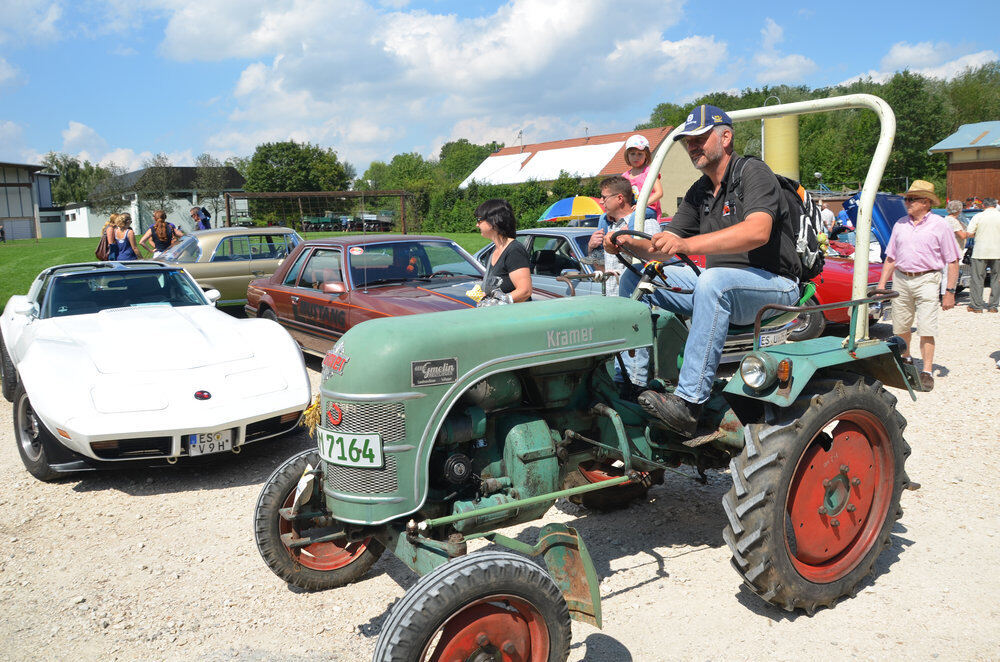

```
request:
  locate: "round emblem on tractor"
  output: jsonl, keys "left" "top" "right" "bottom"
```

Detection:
{"left": 327, "top": 403, "right": 343, "bottom": 426}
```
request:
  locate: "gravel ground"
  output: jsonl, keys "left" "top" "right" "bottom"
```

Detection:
{"left": 1, "top": 299, "right": 999, "bottom": 661}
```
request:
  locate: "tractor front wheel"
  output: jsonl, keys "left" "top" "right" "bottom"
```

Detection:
{"left": 722, "top": 374, "right": 910, "bottom": 614}
{"left": 254, "top": 449, "right": 384, "bottom": 591}
{"left": 374, "top": 550, "right": 571, "bottom": 662}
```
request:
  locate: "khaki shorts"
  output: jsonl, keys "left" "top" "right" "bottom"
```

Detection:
{"left": 891, "top": 271, "right": 941, "bottom": 336}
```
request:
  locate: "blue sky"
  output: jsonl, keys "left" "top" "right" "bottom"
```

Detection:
{"left": 1, "top": 0, "right": 997, "bottom": 174}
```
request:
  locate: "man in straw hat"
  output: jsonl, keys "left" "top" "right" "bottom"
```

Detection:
{"left": 876, "top": 180, "right": 961, "bottom": 391}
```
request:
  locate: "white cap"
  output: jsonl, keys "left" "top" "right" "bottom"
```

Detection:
{"left": 624, "top": 135, "right": 649, "bottom": 151}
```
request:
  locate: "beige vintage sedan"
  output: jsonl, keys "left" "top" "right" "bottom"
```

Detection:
{"left": 158, "top": 227, "right": 303, "bottom": 306}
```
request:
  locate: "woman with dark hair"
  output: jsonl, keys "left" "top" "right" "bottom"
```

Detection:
{"left": 475, "top": 198, "right": 532, "bottom": 303}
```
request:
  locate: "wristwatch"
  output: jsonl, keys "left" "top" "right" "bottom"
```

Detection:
{"left": 945, "top": 288, "right": 956, "bottom": 293}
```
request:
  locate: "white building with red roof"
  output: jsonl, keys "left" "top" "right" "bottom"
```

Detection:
{"left": 460, "top": 126, "right": 700, "bottom": 217}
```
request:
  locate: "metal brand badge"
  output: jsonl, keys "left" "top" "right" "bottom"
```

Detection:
{"left": 411, "top": 358, "right": 457, "bottom": 387}
{"left": 322, "top": 350, "right": 349, "bottom": 374}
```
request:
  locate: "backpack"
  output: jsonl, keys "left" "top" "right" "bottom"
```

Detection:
{"left": 729, "top": 156, "right": 827, "bottom": 281}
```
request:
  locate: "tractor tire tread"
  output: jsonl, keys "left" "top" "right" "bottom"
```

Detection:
{"left": 722, "top": 372, "right": 909, "bottom": 613}
{"left": 254, "top": 448, "right": 383, "bottom": 592}
{"left": 374, "top": 549, "right": 571, "bottom": 662}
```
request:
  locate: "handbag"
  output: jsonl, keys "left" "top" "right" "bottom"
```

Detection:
{"left": 95, "top": 229, "right": 111, "bottom": 261}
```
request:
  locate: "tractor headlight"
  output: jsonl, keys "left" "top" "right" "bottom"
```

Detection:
{"left": 740, "top": 352, "right": 778, "bottom": 391}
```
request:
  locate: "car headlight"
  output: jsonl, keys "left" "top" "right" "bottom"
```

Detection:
{"left": 739, "top": 352, "right": 778, "bottom": 391}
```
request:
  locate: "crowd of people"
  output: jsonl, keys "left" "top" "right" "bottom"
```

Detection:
{"left": 99, "top": 207, "right": 210, "bottom": 261}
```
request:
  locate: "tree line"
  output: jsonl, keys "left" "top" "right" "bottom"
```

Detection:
{"left": 41, "top": 62, "right": 999, "bottom": 230}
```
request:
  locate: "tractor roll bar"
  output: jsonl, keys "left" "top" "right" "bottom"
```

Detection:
{"left": 637, "top": 94, "right": 897, "bottom": 342}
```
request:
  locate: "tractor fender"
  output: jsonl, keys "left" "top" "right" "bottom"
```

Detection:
{"left": 723, "top": 335, "right": 916, "bottom": 411}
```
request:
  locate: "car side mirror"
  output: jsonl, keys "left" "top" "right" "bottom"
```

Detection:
{"left": 12, "top": 301, "right": 35, "bottom": 316}
{"left": 322, "top": 282, "right": 346, "bottom": 294}
{"left": 204, "top": 289, "right": 222, "bottom": 304}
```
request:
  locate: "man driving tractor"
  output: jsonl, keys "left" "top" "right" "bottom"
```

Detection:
{"left": 606, "top": 104, "right": 801, "bottom": 436}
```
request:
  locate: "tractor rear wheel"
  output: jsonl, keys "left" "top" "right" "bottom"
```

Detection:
{"left": 722, "top": 374, "right": 910, "bottom": 614}
{"left": 254, "top": 449, "right": 384, "bottom": 591}
{"left": 374, "top": 550, "right": 571, "bottom": 662}
{"left": 566, "top": 460, "right": 663, "bottom": 511}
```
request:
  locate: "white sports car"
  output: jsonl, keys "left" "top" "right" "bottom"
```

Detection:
{"left": 0, "top": 261, "right": 311, "bottom": 481}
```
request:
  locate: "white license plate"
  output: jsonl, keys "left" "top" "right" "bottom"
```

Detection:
{"left": 187, "top": 430, "right": 233, "bottom": 456}
{"left": 759, "top": 328, "right": 791, "bottom": 348}
{"left": 317, "top": 428, "right": 384, "bottom": 468}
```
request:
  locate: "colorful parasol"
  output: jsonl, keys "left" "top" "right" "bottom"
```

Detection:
{"left": 537, "top": 196, "right": 605, "bottom": 223}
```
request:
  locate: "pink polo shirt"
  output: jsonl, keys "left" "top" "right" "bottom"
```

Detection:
{"left": 885, "top": 212, "right": 961, "bottom": 272}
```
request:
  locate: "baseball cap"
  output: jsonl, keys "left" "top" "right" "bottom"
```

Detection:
{"left": 624, "top": 134, "right": 650, "bottom": 151}
{"left": 673, "top": 104, "right": 733, "bottom": 141}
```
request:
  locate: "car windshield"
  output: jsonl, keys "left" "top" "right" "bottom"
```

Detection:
{"left": 42, "top": 270, "right": 207, "bottom": 318}
{"left": 347, "top": 240, "right": 483, "bottom": 285}
{"left": 158, "top": 235, "right": 201, "bottom": 262}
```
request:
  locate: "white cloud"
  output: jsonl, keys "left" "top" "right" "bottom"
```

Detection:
{"left": 752, "top": 18, "right": 816, "bottom": 84}
{"left": 0, "top": 0, "right": 62, "bottom": 45}
{"left": 760, "top": 17, "right": 783, "bottom": 51}
{"left": 0, "top": 58, "right": 20, "bottom": 86}
{"left": 159, "top": 0, "right": 722, "bottom": 168}
{"left": 62, "top": 121, "right": 108, "bottom": 155}
{"left": 881, "top": 41, "right": 942, "bottom": 70}
{"left": 840, "top": 45, "right": 999, "bottom": 86}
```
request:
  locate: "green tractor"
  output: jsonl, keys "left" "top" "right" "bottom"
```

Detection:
{"left": 254, "top": 95, "right": 921, "bottom": 661}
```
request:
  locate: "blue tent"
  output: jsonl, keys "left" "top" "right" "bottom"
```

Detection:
{"left": 842, "top": 192, "right": 906, "bottom": 261}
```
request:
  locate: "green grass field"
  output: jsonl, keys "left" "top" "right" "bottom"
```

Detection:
{"left": 0, "top": 231, "right": 491, "bottom": 308}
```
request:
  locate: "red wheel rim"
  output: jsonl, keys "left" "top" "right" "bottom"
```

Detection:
{"left": 785, "top": 410, "right": 894, "bottom": 583}
{"left": 279, "top": 491, "right": 370, "bottom": 571}
{"left": 422, "top": 595, "right": 550, "bottom": 662}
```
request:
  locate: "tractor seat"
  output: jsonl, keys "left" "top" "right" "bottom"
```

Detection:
{"left": 726, "top": 282, "right": 816, "bottom": 335}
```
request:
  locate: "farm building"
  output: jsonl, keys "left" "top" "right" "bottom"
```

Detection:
{"left": 460, "top": 127, "right": 699, "bottom": 217}
{"left": 928, "top": 121, "right": 1000, "bottom": 202}
{"left": 0, "top": 161, "right": 59, "bottom": 240}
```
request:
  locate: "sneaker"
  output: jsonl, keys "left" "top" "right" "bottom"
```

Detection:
{"left": 637, "top": 391, "right": 702, "bottom": 437}
{"left": 919, "top": 371, "right": 934, "bottom": 391}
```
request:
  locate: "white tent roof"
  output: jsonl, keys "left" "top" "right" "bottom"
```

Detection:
{"left": 460, "top": 141, "right": 626, "bottom": 188}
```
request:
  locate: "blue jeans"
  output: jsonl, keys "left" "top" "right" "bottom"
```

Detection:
{"left": 619, "top": 266, "right": 798, "bottom": 403}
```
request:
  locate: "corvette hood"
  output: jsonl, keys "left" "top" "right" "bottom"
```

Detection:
{"left": 44, "top": 305, "right": 251, "bottom": 374}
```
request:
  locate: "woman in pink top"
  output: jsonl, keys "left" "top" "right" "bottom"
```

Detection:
{"left": 622, "top": 134, "right": 663, "bottom": 221}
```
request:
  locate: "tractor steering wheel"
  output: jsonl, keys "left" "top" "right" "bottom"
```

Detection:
{"left": 609, "top": 229, "right": 701, "bottom": 289}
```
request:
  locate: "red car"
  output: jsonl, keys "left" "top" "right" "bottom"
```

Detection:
{"left": 246, "top": 235, "right": 553, "bottom": 356}
{"left": 789, "top": 254, "right": 887, "bottom": 341}
{"left": 664, "top": 250, "right": 884, "bottom": 342}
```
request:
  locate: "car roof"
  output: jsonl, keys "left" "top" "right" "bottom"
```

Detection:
{"left": 40, "top": 261, "right": 181, "bottom": 279}
{"left": 297, "top": 234, "right": 461, "bottom": 247}
{"left": 191, "top": 226, "right": 297, "bottom": 236}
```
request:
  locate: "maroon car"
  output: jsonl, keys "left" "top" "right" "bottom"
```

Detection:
{"left": 246, "top": 235, "right": 513, "bottom": 355}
